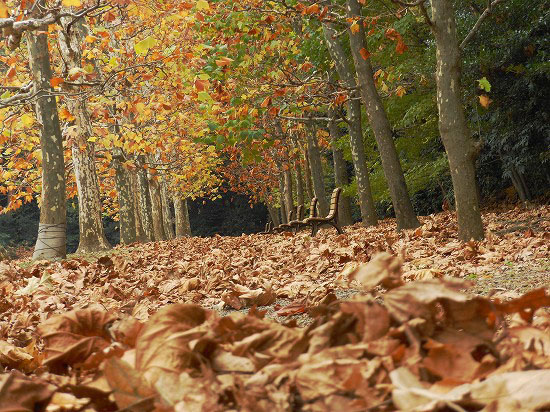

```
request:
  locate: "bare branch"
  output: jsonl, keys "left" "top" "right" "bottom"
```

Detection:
{"left": 460, "top": 0, "right": 507, "bottom": 50}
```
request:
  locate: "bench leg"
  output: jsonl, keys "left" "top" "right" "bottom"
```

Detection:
{"left": 311, "top": 223, "right": 318, "bottom": 236}
{"left": 330, "top": 221, "right": 343, "bottom": 234}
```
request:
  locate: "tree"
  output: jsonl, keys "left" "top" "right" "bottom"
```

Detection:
{"left": 346, "top": 0, "right": 420, "bottom": 230}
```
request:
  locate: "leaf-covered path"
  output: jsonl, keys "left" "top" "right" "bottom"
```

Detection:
{"left": 0, "top": 205, "right": 549, "bottom": 411}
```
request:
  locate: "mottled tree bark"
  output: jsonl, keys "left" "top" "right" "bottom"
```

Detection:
{"left": 28, "top": 26, "right": 67, "bottom": 260}
{"left": 306, "top": 123, "right": 329, "bottom": 216}
{"left": 323, "top": 25, "right": 378, "bottom": 225}
{"left": 278, "top": 172, "right": 288, "bottom": 223}
{"left": 149, "top": 176, "right": 166, "bottom": 241}
{"left": 113, "top": 153, "right": 136, "bottom": 245}
{"left": 303, "top": 149, "right": 314, "bottom": 200}
{"left": 328, "top": 107, "right": 354, "bottom": 226}
{"left": 346, "top": 0, "right": 420, "bottom": 230}
{"left": 58, "top": 19, "right": 110, "bottom": 253}
{"left": 136, "top": 156, "right": 154, "bottom": 241}
{"left": 160, "top": 179, "right": 175, "bottom": 239}
{"left": 295, "top": 163, "right": 305, "bottom": 208}
{"left": 430, "top": 0, "right": 484, "bottom": 240}
{"left": 283, "top": 167, "right": 294, "bottom": 216}
{"left": 131, "top": 171, "right": 147, "bottom": 242}
{"left": 266, "top": 201, "right": 280, "bottom": 227}
{"left": 174, "top": 196, "right": 191, "bottom": 237}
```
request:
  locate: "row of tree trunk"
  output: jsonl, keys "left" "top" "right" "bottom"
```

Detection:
{"left": 266, "top": 0, "right": 486, "bottom": 242}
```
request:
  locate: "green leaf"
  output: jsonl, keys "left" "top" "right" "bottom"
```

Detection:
{"left": 134, "top": 36, "right": 157, "bottom": 55}
{"left": 477, "top": 77, "right": 491, "bottom": 92}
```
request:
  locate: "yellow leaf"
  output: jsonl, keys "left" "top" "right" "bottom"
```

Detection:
{"left": 196, "top": 0, "right": 209, "bottom": 10}
{"left": 87, "top": 137, "right": 97, "bottom": 143}
{"left": 350, "top": 21, "right": 360, "bottom": 34}
{"left": 21, "top": 114, "right": 34, "bottom": 126}
{"left": 0, "top": 1, "right": 8, "bottom": 19}
{"left": 62, "top": 0, "right": 81, "bottom": 6}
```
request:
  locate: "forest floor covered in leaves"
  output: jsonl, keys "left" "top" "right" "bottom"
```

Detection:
{"left": 0, "top": 205, "right": 549, "bottom": 411}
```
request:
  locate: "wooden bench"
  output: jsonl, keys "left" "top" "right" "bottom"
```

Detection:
{"left": 259, "top": 221, "right": 272, "bottom": 234}
{"left": 304, "top": 188, "right": 343, "bottom": 236}
{"left": 290, "top": 198, "right": 317, "bottom": 233}
{"left": 273, "top": 208, "right": 295, "bottom": 233}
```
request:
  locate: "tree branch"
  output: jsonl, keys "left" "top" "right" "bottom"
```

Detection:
{"left": 460, "top": 0, "right": 507, "bottom": 50}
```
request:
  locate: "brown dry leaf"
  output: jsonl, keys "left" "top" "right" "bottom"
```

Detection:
{"left": 109, "top": 317, "right": 144, "bottom": 348}
{"left": 45, "top": 392, "right": 90, "bottom": 412}
{"left": 347, "top": 252, "right": 403, "bottom": 291}
{"left": 339, "top": 301, "right": 390, "bottom": 342}
{"left": 0, "top": 370, "right": 56, "bottom": 412}
{"left": 135, "top": 304, "right": 216, "bottom": 403}
{"left": 36, "top": 307, "right": 117, "bottom": 371}
{"left": 0, "top": 340, "right": 38, "bottom": 373}
{"left": 383, "top": 278, "right": 471, "bottom": 323}
{"left": 102, "top": 357, "right": 157, "bottom": 409}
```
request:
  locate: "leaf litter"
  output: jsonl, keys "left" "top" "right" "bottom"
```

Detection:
{"left": 0, "top": 206, "right": 548, "bottom": 411}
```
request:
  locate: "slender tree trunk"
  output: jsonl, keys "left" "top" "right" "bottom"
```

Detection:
{"left": 278, "top": 172, "right": 288, "bottom": 223}
{"left": 306, "top": 123, "right": 329, "bottom": 216}
{"left": 430, "top": 0, "right": 484, "bottom": 240}
{"left": 160, "top": 179, "right": 175, "bottom": 239}
{"left": 136, "top": 156, "right": 154, "bottom": 241}
{"left": 295, "top": 162, "right": 305, "bottom": 207}
{"left": 328, "top": 108, "right": 354, "bottom": 226}
{"left": 113, "top": 153, "right": 136, "bottom": 244}
{"left": 346, "top": 0, "right": 420, "bottom": 230}
{"left": 266, "top": 201, "right": 280, "bottom": 226}
{"left": 58, "top": 19, "right": 110, "bottom": 253}
{"left": 28, "top": 26, "right": 67, "bottom": 260}
{"left": 174, "top": 196, "right": 192, "bottom": 237}
{"left": 283, "top": 166, "right": 294, "bottom": 216}
{"left": 323, "top": 26, "right": 378, "bottom": 225}
{"left": 303, "top": 148, "right": 314, "bottom": 200}
{"left": 131, "top": 171, "right": 147, "bottom": 242}
{"left": 149, "top": 176, "right": 166, "bottom": 241}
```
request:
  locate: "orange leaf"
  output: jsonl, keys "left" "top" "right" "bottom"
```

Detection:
{"left": 6, "top": 66, "right": 16, "bottom": 79}
{"left": 306, "top": 4, "right": 319, "bottom": 14}
{"left": 359, "top": 47, "right": 370, "bottom": 60}
{"left": 396, "top": 39, "right": 408, "bottom": 54}
{"left": 350, "top": 21, "right": 360, "bottom": 34}
{"left": 300, "top": 62, "right": 314, "bottom": 71}
{"left": 194, "top": 79, "right": 208, "bottom": 91}
{"left": 479, "top": 94, "right": 492, "bottom": 108}
{"left": 215, "top": 57, "right": 233, "bottom": 67}
{"left": 261, "top": 96, "right": 272, "bottom": 108}
{"left": 50, "top": 77, "right": 64, "bottom": 87}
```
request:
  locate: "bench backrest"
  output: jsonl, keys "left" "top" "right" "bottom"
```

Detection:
{"left": 286, "top": 208, "right": 294, "bottom": 222}
{"left": 296, "top": 204, "right": 304, "bottom": 220}
{"left": 326, "top": 188, "right": 341, "bottom": 220}
{"left": 309, "top": 198, "right": 318, "bottom": 219}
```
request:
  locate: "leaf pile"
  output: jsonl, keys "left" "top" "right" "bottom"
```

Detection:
{"left": 0, "top": 206, "right": 548, "bottom": 411}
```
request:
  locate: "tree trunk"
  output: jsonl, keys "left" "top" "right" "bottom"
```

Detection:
{"left": 58, "top": 19, "right": 110, "bottom": 253}
{"left": 278, "top": 173, "right": 288, "bottom": 223}
{"left": 136, "top": 156, "right": 154, "bottom": 241}
{"left": 160, "top": 179, "right": 175, "bottom": 239}
{"left": 303, "top": 148, "right": 314, "bottom": 200}
{"left": 174, "top": 196, "right": 192, "bottom": 237}
{"left": 131, "top": 171, "right": 147, "bottom": 242}
{"left": 323, "top": 25, "right": 378, "bottom": 225}
{"left": 266, "top": 201, "right": 280, "bottom": 226}
{"left": 306, "top": 123, "right": 329, "bottom": 216}
{"left": 28, "top": 27, "right": 67, "bottom": 260}
{"left": 346, "top": 0, "right": 420, "bottom": 230}
{"left": 283, "top": 166, "right": 294, "bottom": 216}
{"left": 114, "top": 154, "right": 136, "bottom": 244}
{"left": 149, "top": 176, "right": 166, "bottom": 241}
{"left": 295, "top": 162, "right": 305, "bottom": 207}
{"left": 328, "top": 108, "right": 354, "bottom": 226}
{"left": 430, "top": 0, "right": 484, "bottom": 240}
